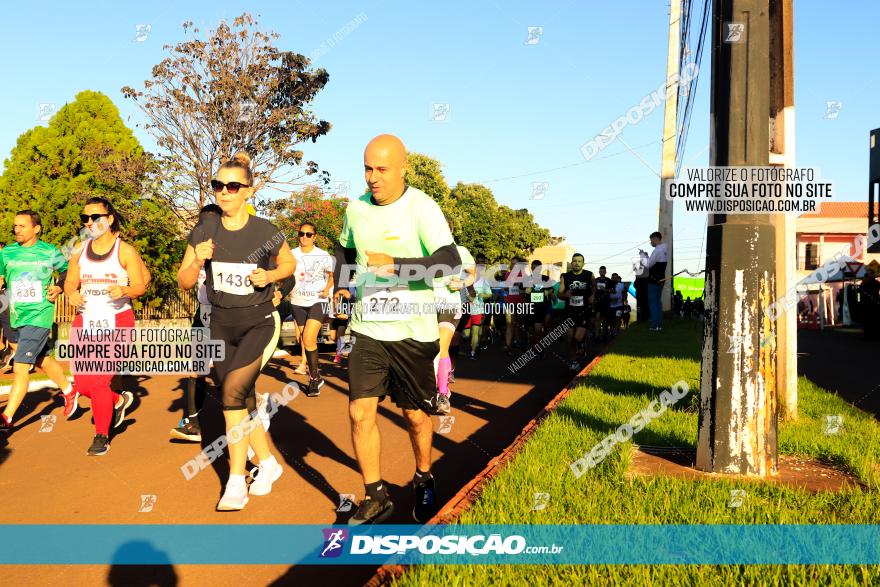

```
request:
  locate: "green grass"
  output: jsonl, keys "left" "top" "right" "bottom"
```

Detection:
{"left": 394, "top": 320, "right": 880, "bottom": 586}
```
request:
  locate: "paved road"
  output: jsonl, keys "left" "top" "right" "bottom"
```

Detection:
{"left": 0, "top": 333, "right": 588, "bottom": 586}
{"left": 797, "top": 326, "right": 880, "bottom": 418}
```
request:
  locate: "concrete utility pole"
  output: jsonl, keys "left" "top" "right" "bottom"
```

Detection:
{"left": 696, "top": 0, "right": 778, "bottom": 476}
{"left": 769, "top": 0, "right": 797, "bottom": 420}
{"left": 870, "top": 128, "right": 880, "bottom": 254}
{"left": 658, "top": 0, "right": 681, "bottom": 312}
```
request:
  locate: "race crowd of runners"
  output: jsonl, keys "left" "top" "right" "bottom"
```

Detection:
{"left": 0, "top": 134, "right": 636, "bottom": 523}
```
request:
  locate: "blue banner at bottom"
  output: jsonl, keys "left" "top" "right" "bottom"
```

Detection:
{"left": 1, "top": 525, "right": 880, "bottom": 565}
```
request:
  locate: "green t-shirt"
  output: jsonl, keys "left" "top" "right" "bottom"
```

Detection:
{"left": 0, "top": 240, "right": 68, "bottom": 329}
{"left": 339, "top": 187, "right": 454, "bottom": 342}
{"left": 552, "top": 282, "right": 565, "bottom": 310}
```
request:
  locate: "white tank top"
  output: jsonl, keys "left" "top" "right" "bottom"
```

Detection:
{"left": 78, "top": 237, "right": 131, "bottom": 315}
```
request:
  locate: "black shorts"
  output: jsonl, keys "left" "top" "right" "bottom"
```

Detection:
{"left": 209, "top": 303, "right": 280, "bottom": 410}
{"left": 566, "top": 309, "right": 592, "bottom": 329}
{"left": 437, "top": 312, "right": 461, "bottom": 331}
{"left": 277, "top": 299, "right": 293, "bottom": 321}
{"left": 530, "top": 304, "right": 551, "bottom": 325}
{"left": 331, "top": 317, "right": 350, "bottom": 330}
{"left": 348, "top": 332, "right": 440, "bottom": 412}
{"left": 292, "top": 302, "right": 327, "bottom": 326}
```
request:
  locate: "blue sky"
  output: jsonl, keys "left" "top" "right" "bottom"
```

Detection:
{"left": 1, "top": 0, "right": 877, "bottom": 278}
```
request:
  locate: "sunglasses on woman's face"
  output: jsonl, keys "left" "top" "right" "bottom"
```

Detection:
{"left": 80, "top": 213, "right": 110, "bottom": 224}
{"left": 298, "top": 231, "right": 315, "bottom": 238}
{"left": 210, "top": 180, "right": 250, "bottom": 194}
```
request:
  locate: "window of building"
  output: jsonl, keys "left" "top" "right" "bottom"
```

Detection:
{"left": 803, "top": 243, "right": 818, "bottom": 270}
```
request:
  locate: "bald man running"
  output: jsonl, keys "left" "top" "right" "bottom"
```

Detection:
{"left": 334, "top": 134, "right": 461, "bottom": 524}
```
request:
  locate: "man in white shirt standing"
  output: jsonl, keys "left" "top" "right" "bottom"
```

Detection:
{"left": 641, "top": 231, "right": 668, "bottom": 331}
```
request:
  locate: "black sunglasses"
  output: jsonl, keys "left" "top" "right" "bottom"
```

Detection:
{"left": 298, "top": 231, "right": 315, "bottom": 238}
{"left": 210, "top": 180, "right": 250, "bottom": 194}
{"left": 80, "top": 213, "right": 110, "bottom": 224}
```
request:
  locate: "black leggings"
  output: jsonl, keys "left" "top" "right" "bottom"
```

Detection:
{"left": 209, "top": 303, "right": 280, "bottom": 411}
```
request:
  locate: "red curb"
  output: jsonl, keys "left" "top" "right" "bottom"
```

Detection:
{"left": 364, "top": 338, "right": 618, "bottom": 587}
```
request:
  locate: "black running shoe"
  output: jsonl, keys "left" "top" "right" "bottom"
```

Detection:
{"left": 305, "top": 377, "right": 324, "bottom": 398}
{"left": 436, "top": 394, "right": 452, "bottom": 415}
{"left": 422, "top": 393, "right": 450, "bottom": 416}
{"left": 348, "top": 495, "right": 394, "bottom": 525}
{"left": 113, "top": 391, "right": 134, "bottom": 429}
{"left": 87, "top": 434, "right": 110, "bottom": 456}
{"left": 413, "top": 475, "right": 438, "bottom": 523}
{"left": 169, "top": 417, "right": 202, "bottom": 442}
{"left": 0, "top": 416, "right": 12, "bottom": 436}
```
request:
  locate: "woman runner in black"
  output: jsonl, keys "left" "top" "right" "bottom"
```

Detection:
{"left": 177, "top": 152, "right": 294, "bottom": 511}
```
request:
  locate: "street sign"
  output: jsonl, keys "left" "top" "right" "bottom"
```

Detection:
{"left": 845, "top": 261, "right": 864, "bottom": 276}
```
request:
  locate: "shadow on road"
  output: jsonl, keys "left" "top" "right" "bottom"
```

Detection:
{"left": 106, "top": 541, "right": 178, "bottom": 587}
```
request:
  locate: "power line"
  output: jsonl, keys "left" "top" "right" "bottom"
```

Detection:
{"left": 675, "top": 0, "right": 711, "bottom": 176}
{"left": 478, "top": 140, "right": 661, "bottom": 184}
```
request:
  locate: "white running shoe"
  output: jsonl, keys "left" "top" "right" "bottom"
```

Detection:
{"left": 217, "top": 478, "right": 249, "bottom": 511}
{"left": 248, "top": 458, "right": 283, "bottom": 496}
{"left": 272, "top": 349, "right": 289, "bottom": 358}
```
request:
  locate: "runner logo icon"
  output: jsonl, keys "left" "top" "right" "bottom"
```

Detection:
{"left": 320, "top": 528, "right": 349, "bottom": 558}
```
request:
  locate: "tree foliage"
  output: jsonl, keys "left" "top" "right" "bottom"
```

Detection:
{"left": 0, "top": 90, "right": 183, "bottom": 308}
{"left": 122, "top": 13, "right": 332, "bottom": 221}
{"left": 405, "top": 152, "right": 450, "bottom": 204}
{"left": 401, "top": 152, "right": 551, "bottom": 261}
{"left": 260, "top": 185, "right": 347, "bottom": 253}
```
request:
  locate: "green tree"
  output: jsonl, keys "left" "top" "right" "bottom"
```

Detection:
{"left": 405, "top": 152, "right": 450, "bottom": 204}
{"left": 0, "top": 90, "right": 183, "bottom": 308}
{"left": 498, "top": 206, "right": 552, "bottom": 260}
{"left": 122, "top": 13, "right": 331, "bottom": 220}
{"left": 446, "top": 182, "right": 500, "bottom": 257}
{"left": 260, "top": 185, "right": 347, "bottom": 253}
{"left": 447, "top": 183, "right": 551, "bottom": 261}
